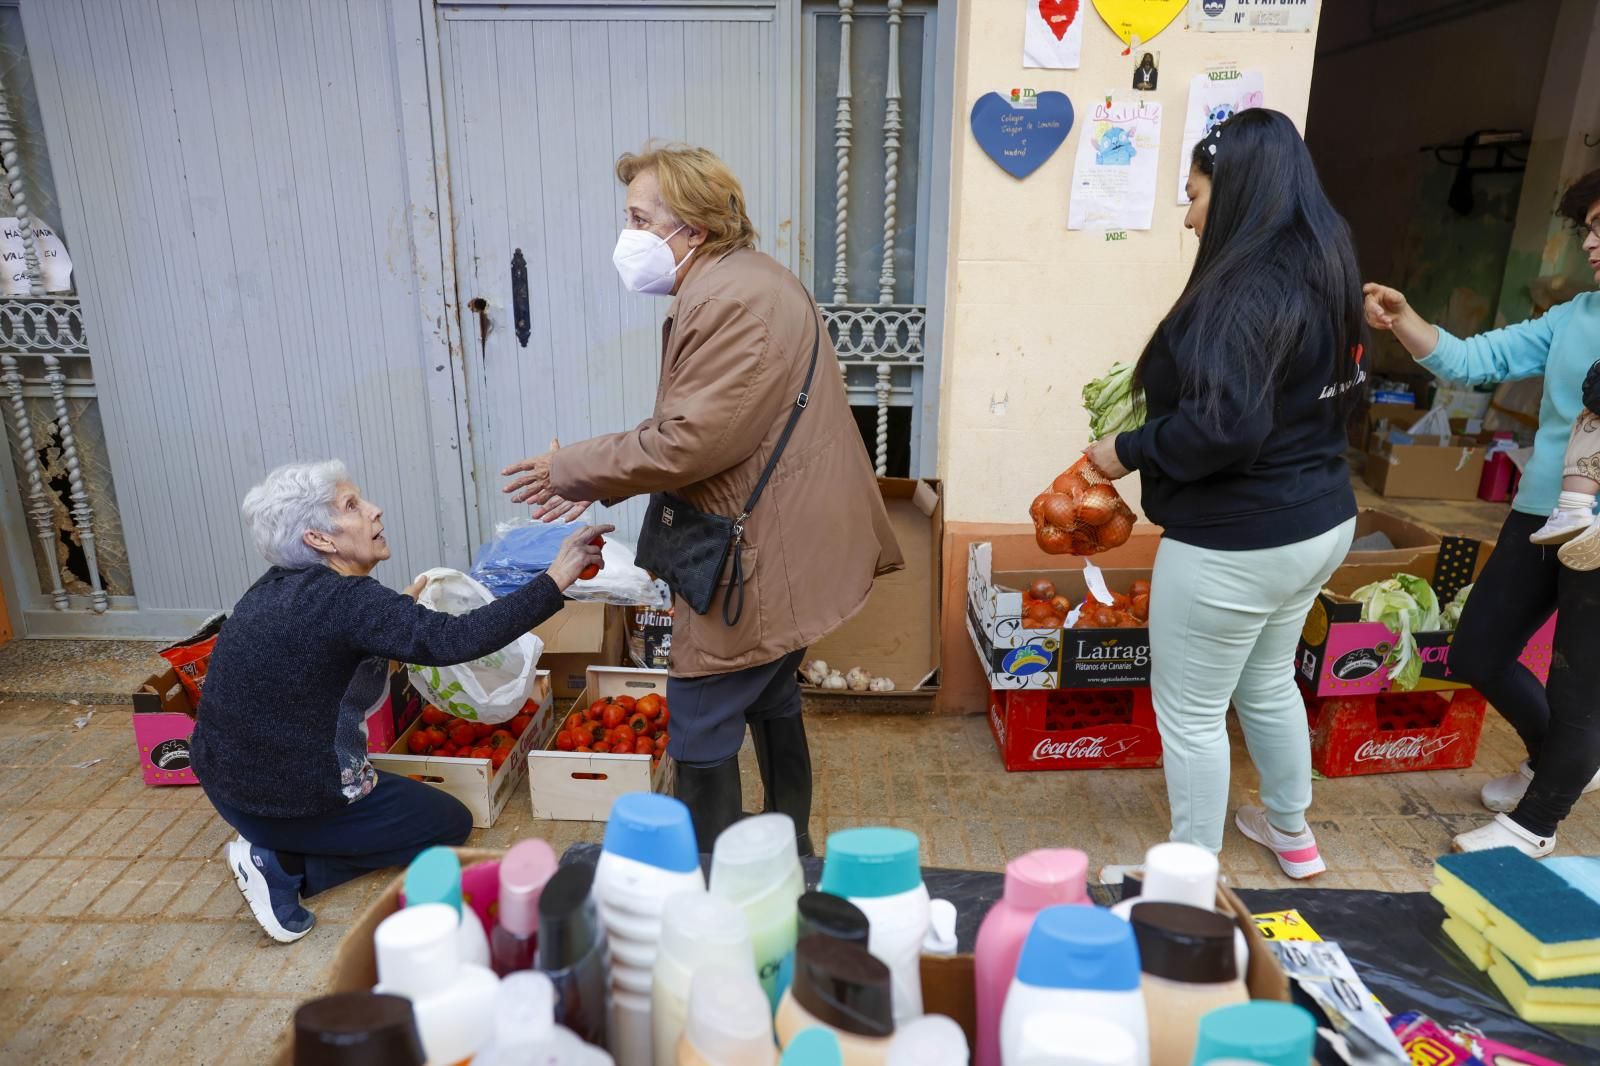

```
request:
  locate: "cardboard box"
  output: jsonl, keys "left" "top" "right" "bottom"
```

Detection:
{"left": 626, "top": 605, "right": 673, "bottom": 670}
{"left": 528, "top": 666, "right": 675, "bottom": 822}
{"left": 1356, "top": 399, "right": 1424, "bottom": 447}
{"left": 532, "top": 601, "right": 626, "bottom": 699}
{"left": 1365, "top": 433, "right": 1488, "bottom": 500}
{"left": 131, "top": 667, "right": 199, "bottom": 786}
{"left": 1344, "top": 508, "right": 1441, "bottom": 569}
{"left": 987, "top": 686, "right": 1162, "bottom": 772}
{"left": 803, "top": 479, "right": 943, "bottom": 705}
{"left": 967, "top": 542, "right": 1152, "bottom": 690}
{"left": 369, "top": 672, "right": 551, "bottom": 828}
{"left": 1307, "top": 687, "right": 1487, "bottom": 777}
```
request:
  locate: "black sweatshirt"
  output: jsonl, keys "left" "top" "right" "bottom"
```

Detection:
{"left": 1114, "top": 316, "right": 1356, "bottom": 550}
{"left": 191, "top": 566, "right": 563, "bottom": 818}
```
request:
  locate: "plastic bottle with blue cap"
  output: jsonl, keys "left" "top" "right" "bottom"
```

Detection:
{"left": 999, "top": 905, "right": 1149, "bottom": 1066}
{"left": 373, "top": 902, "right": 499, "bottom": 1066}
{"left": 472, "top": 970, "right": 616, "bottom": 1066}
{"left": 1189, "top": 1002, "right": 1315, "bottom": 1066}
{"left": 595, "top": 792, "right": 706, "bottom": 1066}
{"left": 403, "top": 847, "right": 491, "bottom": 969}
{"left": 819, "top": 827, "right": 930, "bottom": 1022}
{"left": 780, "top": 1028, "right": 844, "bottom": 1066}
{"left": 710, "top": 813, "right": 805, "bottom": 1010}
{"left": 1012, "top": 1013, "right": 1140, "bottom": 1066}
{"left": 653, "top": 891, "right": 756, "bottom": 1066}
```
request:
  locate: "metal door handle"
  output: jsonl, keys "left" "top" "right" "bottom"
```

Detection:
{"left": 511, "top": 249, "right": 530, "bottom": 348}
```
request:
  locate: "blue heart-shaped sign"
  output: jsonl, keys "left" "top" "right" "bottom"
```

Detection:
{"left": 971, "top": 91, "right": 1074, "bottom": 179}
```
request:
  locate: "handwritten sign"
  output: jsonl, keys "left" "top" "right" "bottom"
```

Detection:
{"left": 1189, "top": 0, "right": 1317, "bottom": 32}
{"left": 0, "top": 218, "right": 71, "bottom": 295}
{"left": 971, "top": 90, "right": 1074, "bottom": 180}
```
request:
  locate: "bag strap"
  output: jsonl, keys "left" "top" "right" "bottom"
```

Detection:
{"left": 723, "top": 300, "right": 823, "bottom": 627}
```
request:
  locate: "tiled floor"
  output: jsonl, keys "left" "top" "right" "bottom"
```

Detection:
{"left": 0, "top": 482, "right": 1560, "bottom": 1063}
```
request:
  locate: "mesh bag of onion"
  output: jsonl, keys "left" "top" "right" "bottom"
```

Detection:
{"left": 1029, "top": 456, "right": 1136, "bottom": 555}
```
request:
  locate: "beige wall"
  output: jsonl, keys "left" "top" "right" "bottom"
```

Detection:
{"left": 935, "top": 6, "right": 1323, "bottom": 523}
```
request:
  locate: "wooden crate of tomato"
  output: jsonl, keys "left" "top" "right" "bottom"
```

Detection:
{"left": 528, "top": 666, "right": 675, "bottom": 822}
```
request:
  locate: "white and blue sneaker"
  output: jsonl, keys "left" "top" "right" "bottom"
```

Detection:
{"left": 226, "top": 836, "right": 315, "bottom": 943}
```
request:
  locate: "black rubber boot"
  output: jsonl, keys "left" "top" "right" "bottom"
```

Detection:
{"left": 674, "top": 756, "right": 744, "bottom": 853}
{"left": 751, "top": 714, "right": 815, "bottom": 856}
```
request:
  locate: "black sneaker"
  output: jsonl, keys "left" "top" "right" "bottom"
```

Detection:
{"left": 227, "top": 836, "right": 316, "bottom": 943}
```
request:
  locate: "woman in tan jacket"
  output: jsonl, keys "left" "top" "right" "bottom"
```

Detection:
{"left": 503, "top": 144, "right": 901, "bottom": 852}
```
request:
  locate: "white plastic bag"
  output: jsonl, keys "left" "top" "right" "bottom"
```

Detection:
{"left": 1404, "top": 406, "right": 1453, "bottom": 443}
{"left": 407, "top": 567, "right": 543, "bottom": 723}
{"left": 564, "top": 536, "right": 672, "bottom": 608}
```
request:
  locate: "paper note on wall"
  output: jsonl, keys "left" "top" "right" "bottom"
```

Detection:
{"left": 31, "top": 221, "right": 72, "bottom": 293}
{"left": 1177, "top": 68, "right": 1265, "bottom": 203}
{"left": 1069, "top": 98, "right": 1162, "bottom": 231}
{"left": 0, "top": 218, "right": 28, "bottom": 296}
{"left": 1024, "top": 0, "right": 1084, "bottom": 69}
{"left": 0, "top": 217, "right": 73, "bottom": 294}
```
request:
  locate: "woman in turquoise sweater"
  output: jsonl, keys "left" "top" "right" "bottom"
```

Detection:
{"left": 1364, "top": 167, "right": 1600, "bottom": 858}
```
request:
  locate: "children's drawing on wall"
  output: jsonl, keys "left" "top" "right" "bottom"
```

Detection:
{"left": 1132, "top": 52, "right": 1159, "bottom": 91}
{"left": 1178, "top": 68, "right": 1264, "bottom": 202}
{"left": 1024, "top": 0, "right": 1084, "bottom": 69}
{"left": 1070, "top": 99, "right": 1162, "bottom": 231}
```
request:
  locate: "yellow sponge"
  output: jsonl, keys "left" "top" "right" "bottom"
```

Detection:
{"left": 1442, "top": 914, "right": 1493, "bottom": 971}
{"left": 1487, "top": 947, "right": 1600, "bottom": 1026}
{"left": 1434, "top": 849, "right": 1600, "bottom": 980}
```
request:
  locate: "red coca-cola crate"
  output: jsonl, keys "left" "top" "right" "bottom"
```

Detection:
{"left": 988, "top": 686, "right": 1163, "bottom": 772}
{"left": 1306, "top": 685, "right": 1487, "bottom": 777}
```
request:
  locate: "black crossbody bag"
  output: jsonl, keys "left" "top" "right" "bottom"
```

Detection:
{"left": 634, "top": 307, "right": 821, "bottom": 627}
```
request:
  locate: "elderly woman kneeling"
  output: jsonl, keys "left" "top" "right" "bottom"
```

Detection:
{"left": 192, "top": 461, "right": 606, "bottom": 942}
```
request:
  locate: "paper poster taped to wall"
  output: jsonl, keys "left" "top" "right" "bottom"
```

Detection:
{"left": 1188, "top": 0, "right": 1317, "bottom": 32}
{"left": 1177, "top": 69, "right": 1265, "bottom": 203}
{"left": 1024, "top": 0, "right": 1084, "bottom": 69}
{"left": 1070, "top": 98, "right": 1162, "bottom": 231}
{"left": 0, "top": 218, "right": 72, "bottom": 295}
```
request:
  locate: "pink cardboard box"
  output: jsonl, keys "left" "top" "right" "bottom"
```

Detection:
{"left": 131, "top": 668, "right": 198, "bottom": 786}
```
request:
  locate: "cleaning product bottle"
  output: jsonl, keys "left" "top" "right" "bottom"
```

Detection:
{"left": 491, "top": 838, "right": 559, "bottom": 977}
{"left": 538, "top": 861, "right": 611, "bottom": 1047}
{"left": 654, "top": 891, "right": 756, "bottom": 1066}
{"left": 373, "top": 902, "right": 499, "bottom": 1066}
{"left": 819, "top": 827, "right": 930, "bottom": 1022}
{"left": 404, "top": 846, "right": 491, "bottom": 968}
{"left": 1108, "top": 843, "right": 1248, "bottom": 979}
{"left": 999, "top": 906, "right": 1148, "bottom": 1066}
{"left": 885, "top": 1015, "right": 968, "bottom": 1066}
{"left": 973, "top": 848, "right": 1089, "bottom": 1066}
{"left": 775, "top": 935, "right": 896, "bottom": 1066}
{"left": 710, "top": 812, "right": 805, "bottom": 1009}
{"left": 293, "top": 991, "right": 425, "bottom": 1066}
{"left": 472, "top": 970, "right": 616, "bottom": 1066}
{"left": 677, "top": 967, "right": 778, "bottom": 1066}
{"left": 779, "top": 1028, "right": 844, "bottom": 1066}
{"left": 594, "top": 792, "right": 706, "bottom": 1066}
{"left": 1012, "top": 1013, "right": 1140, "bottom": 1066}
{"left": 774, "top": 892, "right": 871, "bottom": 1005}
{"left": 1189, "top": 1002, "right": 1315, "bottom": 1066}
{"left": 1128, "top": 903, "right": 1247, "bottom": 1066}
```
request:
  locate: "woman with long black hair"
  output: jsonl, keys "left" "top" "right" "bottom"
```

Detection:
{"left": 1085, "top": 109, "right": 1364, "bottom": 878}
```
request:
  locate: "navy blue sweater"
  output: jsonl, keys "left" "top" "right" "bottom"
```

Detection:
{"left": 1114, "top": 317, "right": 1356, "bottom": 550}
{"left": 192, "top": 566, "right": 564, "bottom": 818}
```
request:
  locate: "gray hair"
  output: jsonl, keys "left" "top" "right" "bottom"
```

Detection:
{"left": 241, "top": 460, "right": 350, "bottom": 569}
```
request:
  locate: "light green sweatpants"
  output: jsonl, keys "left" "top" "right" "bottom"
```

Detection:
{"left": 1148, "top": 518, "right": 1355, "bottom": 853}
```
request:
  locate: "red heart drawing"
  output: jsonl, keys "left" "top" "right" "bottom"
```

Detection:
{"left": 1039, "top": 0, "right": 1080, "bottom": 42}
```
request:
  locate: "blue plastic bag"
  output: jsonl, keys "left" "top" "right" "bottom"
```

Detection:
{"left": 469, "top": 520, "right": 574, "bottom": 598}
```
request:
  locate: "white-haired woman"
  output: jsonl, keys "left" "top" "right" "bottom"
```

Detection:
{"left": 192, "top": 461, "right": 608, "bottom": 942}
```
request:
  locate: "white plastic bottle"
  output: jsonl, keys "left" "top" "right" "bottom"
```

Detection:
{"left": 818, "top": 827, "right": 930, "bottom": 1022}
{"left": 710, "top": 813, "right": 805, "bottom": 1009}
{"left": 404, "top": 846, "right": 492, "bottom": 969}
{"left": 594, "top": 792, "right": 707, "bottom": 1066}
{"left": 1107, "top": 842, "right": 1248, "bottom": 979}
{"left": 473, "top": 970, "right": 616, "bottom": 1066}
{"left": 676, "top": 968, "right": 778, "bottom": 1066}
{"left": 886, "top": 1015, "right": 968, "bottom": 1066}
{"left": 654, "top": 891, "right": 756, "bottom": 1066}
{"left": 373, "top": 902, "right": 499, "bottom": 1066}
{"left": 1012, "top": 1014, "right": 1140, "bottom": 1066}
{"left": 999, "top": 906, "right": 1148, "bottom": 1066}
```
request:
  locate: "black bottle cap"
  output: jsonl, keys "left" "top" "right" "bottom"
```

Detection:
{"left": 537, "top": 862, "right": 600, "bottom": 970}
{"left": 790, "top": 934, "right": 894, "bottom": 1038}
{"left": 1130, "top": 901, "right": 1239, "bottom": 984}
{"left": 797, "top": 891, "right": 871, "bottom": 947}
{"left": 294, "top": 992, "right": 424, "bottom": 1066}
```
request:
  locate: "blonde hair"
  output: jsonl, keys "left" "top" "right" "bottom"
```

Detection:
{"left": 616, "top": 143, "right": 758, "bottom": 258}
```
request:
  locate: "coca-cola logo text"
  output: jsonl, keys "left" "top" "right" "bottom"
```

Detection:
{"left": 1352, "top": 733, "right": 1459, "bottom": 763}
{"left": 1032, "top": 735, "right": 1138, "bottom": 761}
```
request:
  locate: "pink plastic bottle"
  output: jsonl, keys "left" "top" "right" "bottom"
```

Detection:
{"left": 973, "top": 848, "right": 1088, "bottom": 1066}
{"left": 490, "top": 839, "right": 559, "bottom": 977}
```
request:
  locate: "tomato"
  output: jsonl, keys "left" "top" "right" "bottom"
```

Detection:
{"left": 448, "top": 721, "right": 477, "bottom": 747}
{"left": 420, "top": 706, "right": 449, "bottom": 727}
{"left": 470, "top": 745, "right": 494, "bottom": 760}
{"left": 472, "top": 722, "right": 496, "bottom": 741}
{"left": 424, "top": 727, "right": 449, "bottom": 749}
{"left": 490, "top": 747, "right": 510, "bottom": 770}
{"left": 1028, "top": 578, "right": 1057, "bottom": 604}
{"left": 627, "top": 713, "right": 650, "bottom": 734}
{"left": 612, "top": 737, "right": 634, "bottom": 755}
{"left": 588, "top": 699, "right": 613, "bottom": 718}
{"left": 655, "top": 734, "right": 669, "bottom": 755}
{"left": 488, "top": 730, "right": 516, "bottom": 751}
{"left": 602, "top": 704, "right": 627, "bottom": 730}
{"left": 608, "top": 726, "right": 634, "bottom": 747}
{"left": 407, "top": 732, "right": 433, "bottom": 754}
{"left": 555, "top": 730, "right": 577, "bottom": 752}
{"left": 594, "top": 742, "right": 611, "bottom": 753}
{"left": 636, "top": 693, "right": 664, "bottom": 719}
{"left": 579, "top": 535, "right": 606, "bottom": 581}
{"left": 657, "top": 706, "right": 670, "bottom": 729}
{"left": 576, "top": 744, "right": 593, "bottom": 753}
{"left": 615, "top": 696, "right": 637, "bottom": 712}
{"left": 588, "top": 723, "right": 608, "bottom": 744}
{"left": 564, "top": 713, "right": 585, "bottom": 732}
{"left": 508, "top": 713, "right": 533, "bottom": 738}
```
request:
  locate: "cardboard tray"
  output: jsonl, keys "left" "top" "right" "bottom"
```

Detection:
{"left": 131, "top": 667, "right": 199, "bottom": 786}
{"left": 532, "top": 601, "right": 628, "bottom": 699}
{"left": 527, "top": 666, "right": 674, "bottom": 822}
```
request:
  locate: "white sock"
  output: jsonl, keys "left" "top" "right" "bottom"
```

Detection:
{"left": 1557, "top": 491, "right": 1596, "bottom": 515}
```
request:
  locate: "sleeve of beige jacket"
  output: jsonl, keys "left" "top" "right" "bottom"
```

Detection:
{"left": 547, "top": 296, "right": 795, "bottom": 502}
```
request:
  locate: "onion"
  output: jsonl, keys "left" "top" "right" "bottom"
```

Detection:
{"left": 1100, "top": 511, "right": 1135, "bottom": 548}
{"left": 1076, "top": 484, "right": 1120, "bottom": 526}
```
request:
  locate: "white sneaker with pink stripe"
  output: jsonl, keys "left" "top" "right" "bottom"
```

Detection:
{"left": 1234, "top": 805, "right": 1326, "bottom": 880}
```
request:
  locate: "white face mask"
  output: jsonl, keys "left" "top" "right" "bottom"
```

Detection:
{"left": 612, "top": 224, "right": 690, "bottom": 295}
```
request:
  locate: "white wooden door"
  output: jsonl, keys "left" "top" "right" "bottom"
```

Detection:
{"left": 437, "top": 0, "right": 797, "bottom": 549}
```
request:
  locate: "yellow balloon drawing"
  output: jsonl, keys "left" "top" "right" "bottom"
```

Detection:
{"left": 1092, "top": 0, "right": 1187, "bottom": 46}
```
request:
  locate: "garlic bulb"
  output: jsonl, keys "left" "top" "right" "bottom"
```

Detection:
{"left": 821, "top": 671, "right": 848, "bottom": 691}
{"left": 801, "top": 659, "right": 831, "bottom": 686}
{"left": 868, "top": 677, "right": 896, "bottom": 693}
{"left": 845, "top": 666, "right": 871, "bottom": 692}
